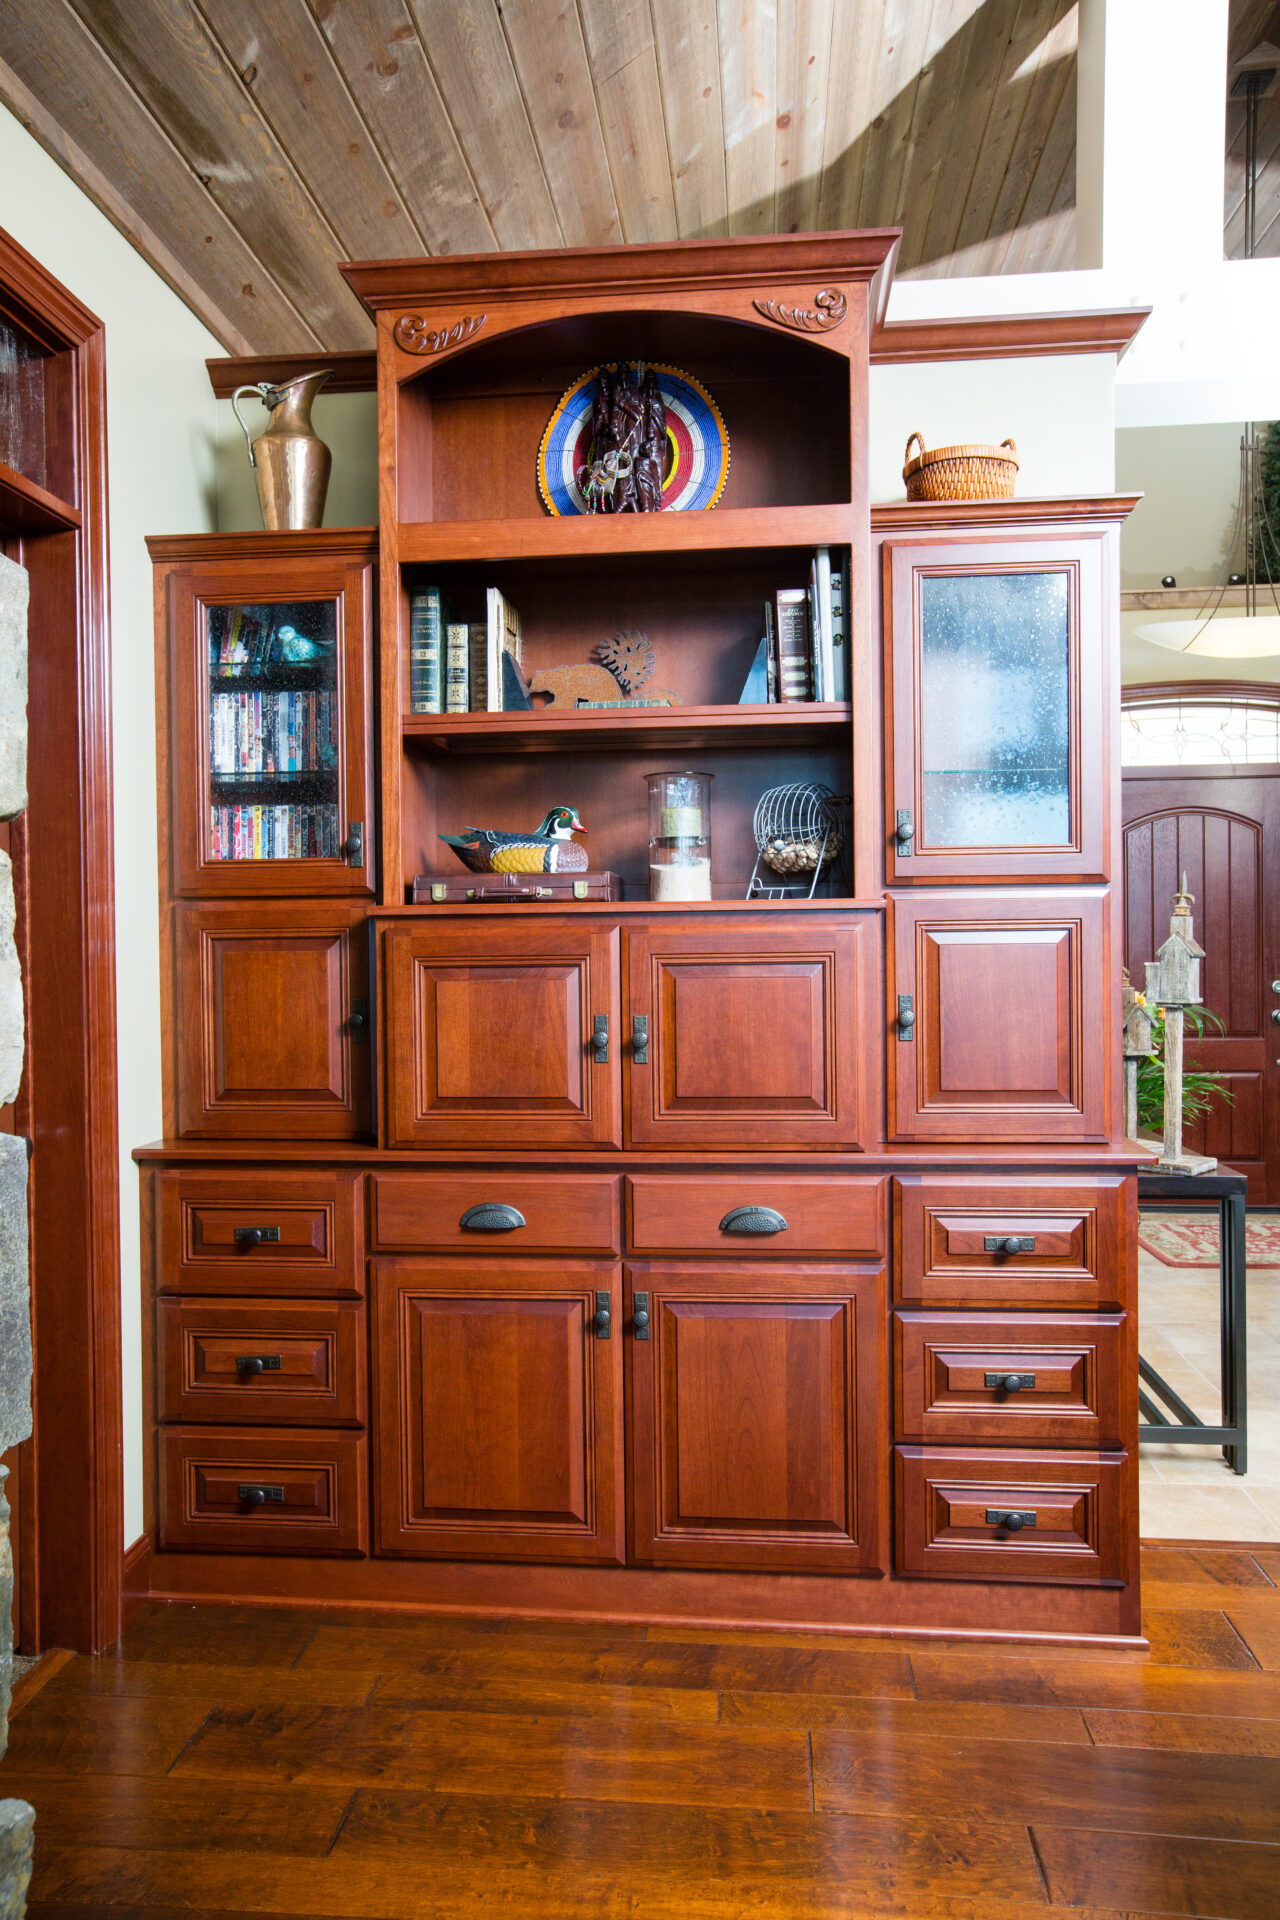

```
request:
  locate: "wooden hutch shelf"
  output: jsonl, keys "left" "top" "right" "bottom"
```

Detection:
{"left": 397, "top": 504, "right": 858, "bottom": 565}
{"left": 402, "top": 701, "right": 852, "bottom": 756}
{"left": 140, "top": 230, "right": 1143, "bottom": 1648}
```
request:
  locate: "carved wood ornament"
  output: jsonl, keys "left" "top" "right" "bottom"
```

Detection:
{"left": 394, "top": 312, "right": 487, "bottom": 355}
{"left": 752, "top": 288, "right": 848, "bottom": 333}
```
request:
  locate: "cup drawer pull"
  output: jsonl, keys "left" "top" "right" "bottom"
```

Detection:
{"left": 236, "top": 1355, "right": 283, "bottom": 1375}
{"left": 460, "top": 1203, "right": 527, "bottom": 1233}
{"left": 984, "top": 1371, "right": 1037, "bottom": 1393}
{"left": 984, "top": 1235, "right": 1036, "bottom": 1255}
{"left": 720, "top": 1206, "right": 788, "bottom": 1236}
{"left": 238, "top": 1484, "right": 284, "bottom": 1506}
{"left": 234, "top": 1226, "right": 280, "bottom": 1248}
{"left": 986, "top": 1508, "right": 1037, "bottom": 1531}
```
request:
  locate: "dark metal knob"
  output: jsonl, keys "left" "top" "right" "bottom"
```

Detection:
{"left": 592, "top": 1014, "right": 609, "bottom": 1061}
{"left": 985, "top": 1507, "right": 1037, "bottom": 1531}
{"left": 236, "top": 1227, "right": 264, "bottom": 1248}
{"left": 894, "top": 808, "right": 915, "bottom": 854}
{"left": 1005, "top": 1511, "right": 1027, "bottom": 1530}
{"left": 1002, "top": 1374, "right": 1025, "bottom": 1393}
{"left": 633, "top": 1308, "right": 649, "bottom": 1330}
{"left": 237, "top": 1357, "right": 265, "bottom": 1376}
{"left": 240, "top": 1486, "right": 266, "bottom": 1507}
{"left": 592, "top": 1306, "right": 611, "bottom": 1335}
{"left": 350, "top": 1009, "right": 367, "bottom": 1035}
{"left": 1002, "top": 1237, "right": 1024, "bottom": 1254}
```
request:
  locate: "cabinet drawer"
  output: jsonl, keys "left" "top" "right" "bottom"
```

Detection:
{"left": 894, "top": 1312, "right": 1124, "bottom": 1447}
{"left": 896, "top": 1446, "right": 1130, "bottom": 1584}
{"left": 157, "top": 1300, "right": 365, "bottom": 1426}
{"left": 894, "top": 1176, "right": 1130, "bottom": 1309}
{"left": 371, "top": 1173, "right": 619, "bottom": 1254}
{"left": 158, "top": 1428, "right": 366, "bottom": 1555}
{"left": 627, "top": 1176, "right": 885, "bottom": 1257}
{"left": 156, "top": 1171, "right": 364, "bottom": 1297}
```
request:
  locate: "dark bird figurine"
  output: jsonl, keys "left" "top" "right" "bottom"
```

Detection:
{"left": 440, "top": 805, "right": 588, "bottom": 875}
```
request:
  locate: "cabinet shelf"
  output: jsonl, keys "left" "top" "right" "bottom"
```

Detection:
{"left": 403, "top": 701, "right": 851, "bottom": 756}
{"left": 397, "top": 504, "right": 856, "bottom": 567}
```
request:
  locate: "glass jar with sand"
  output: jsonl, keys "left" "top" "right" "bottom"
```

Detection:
{"left": 646, "top": 771, "right": 713, "bottom": 901}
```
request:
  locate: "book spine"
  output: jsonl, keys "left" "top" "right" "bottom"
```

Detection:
{"left": 764, "top": 602, "right": 778, "bottom": 703}
{"left": 445, "top": 621, "right": 470, "bottom": 713}
{"left": 468, "top": 622, "right": 488, "bottom": 712}
{"left": 815, "top": 546, "right": 835, "bottom": 703}
{"left": 409, "top": 588, "right": 443, "bottom": 714}
{"left": 775, "top": 592, "right": 812, "bottom": 703}
{"left": 830, "top": 550, "right": 849, "bottom": 701}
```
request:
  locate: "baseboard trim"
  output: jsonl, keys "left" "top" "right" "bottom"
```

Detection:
{"left": 122, "top": 1532, "right": 152, "bottom": 1624}
{"left": 9, "top": 1646, "right": 74, "bottom": 1718}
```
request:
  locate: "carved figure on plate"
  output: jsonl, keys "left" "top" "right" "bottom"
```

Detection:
{"left": 635, "top": 369, "right": 667, "bottom": 512}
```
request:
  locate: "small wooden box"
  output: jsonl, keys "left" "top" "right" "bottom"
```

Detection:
{"left": 411, "top": 869, "right": 622, "bottom": 903}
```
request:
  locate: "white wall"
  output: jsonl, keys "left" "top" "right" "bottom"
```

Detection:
{"left": 215, "top": 392, "right": 378, "bottom": 530}
{"left": 0, "top": 103, "right": 222, "bottom": 1547}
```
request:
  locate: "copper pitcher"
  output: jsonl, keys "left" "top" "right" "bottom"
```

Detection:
{"left": 232, "top": 370, "right": 333, "bottom": 530}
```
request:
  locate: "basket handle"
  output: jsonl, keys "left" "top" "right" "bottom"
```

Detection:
{"left": 904, "top": 431, "right": 926, "bottom": 465}
{"left": 1001, "top": 438, "right": 1018, "bottom": 456}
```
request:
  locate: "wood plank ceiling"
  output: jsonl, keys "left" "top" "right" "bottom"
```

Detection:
{"left": 1226, "top": 0, "right": 1280, "bottom": 257}
{"left": 0, "top": 0, "right": 1078, "bottom": 354}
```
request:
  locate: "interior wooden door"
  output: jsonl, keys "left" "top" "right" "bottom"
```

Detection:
{"left": 627, "top": 1262, "right": 885, "bottom": 1573}
{"left": 890, "top": 891, "right": 1110, "bottom": 1142}
{"left": 884, "top": 532, "right": 1111, "bottom": 884}
{"left": 626, "top": 916, "right": 877, "bottom": 1150}
{"left": 372, "top": 1257, "right": 624, "bottom": 1562}
{"left": 176, "top": 902, "right": 371, "bottom": 1139}
{"left": 380, "top": 918, "right": 621, "bottom": 1149}
{"left": 1123, "top": 770, "right": 1280, "bottom": 1200}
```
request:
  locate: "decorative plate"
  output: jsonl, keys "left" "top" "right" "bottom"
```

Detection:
{"left": 537, "top": 363, "right": 730, "bottom": 516}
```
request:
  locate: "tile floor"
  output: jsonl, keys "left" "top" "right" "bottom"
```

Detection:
{"left": 1139, "top": 1213, "right": 1280, "bottom": 1540}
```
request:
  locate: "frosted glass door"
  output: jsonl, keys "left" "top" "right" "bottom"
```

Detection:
{"left": 886, "top": 533, "right": 1110, "bottom": 884}
{"left": 918, "top": 570, "right": 1070, "bottom": 848}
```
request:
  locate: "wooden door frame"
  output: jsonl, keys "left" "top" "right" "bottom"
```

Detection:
{"left": 0, "top": 224, "right": 122, "bottom": 1653}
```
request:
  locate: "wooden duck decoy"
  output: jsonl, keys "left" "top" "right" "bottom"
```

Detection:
{"left": 440, "top": 805, "right": 588, "bottom": 875}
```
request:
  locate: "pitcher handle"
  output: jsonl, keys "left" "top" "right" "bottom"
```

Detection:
{"left": 231, "top": 384, "right": 267, "bottom": 468}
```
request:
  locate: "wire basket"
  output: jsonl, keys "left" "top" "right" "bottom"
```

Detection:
{"left": 747, "top": 784, "right": 849, "bottom": 899}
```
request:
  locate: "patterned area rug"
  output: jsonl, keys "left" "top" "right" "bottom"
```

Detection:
{"left": 1139, "top": 1212, "right": 1280, "bottom": 1268}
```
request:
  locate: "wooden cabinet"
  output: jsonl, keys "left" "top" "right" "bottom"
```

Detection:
{"left": 159, "top": 538, "right": 376, "bottom": 898}
{"left": 894, "top": 1175, "right": 1130, "bottom": 1311}
{"left": 895, "top": 1446, "right": 1130, "bottom": 1585}
{"left": 626, "top": 917, "right": 878, "bottom": 1150}
{"left": 159, "top": 1427, "right": 367, "bottom": 1555}
{"left": 627, "top": 1262, "right": 885, "bottom": 1573}
{"left": 371, "top": 1258, "right": 625, "bottom": 1563}
{"left": 883, "top": 530, "right": 1112, "bottom": 885}
{"left": 157, "top": 1299, "right": 366, "bottom": 1427}
{"left": 176, "top": 903, "right": 372, "bottom": 1139}
{"left": 894, "top": 1311, "right": 1125, "bottom": 1448}
{"left": 155, "top": 1169, "right": 365, "bottom": 1297}
{"left": 889, "top": 890, "right": 1110, "bottom": 1142}
{"left": 380, "top": 918, "right": 622, "bottom": 1150}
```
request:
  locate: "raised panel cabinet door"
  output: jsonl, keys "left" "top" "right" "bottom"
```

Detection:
{"left": 167, "top": 547, "right": 376, "bottom": 897}
{"left": 380, "top": 920, "right": 622, "bottom": 1149}
{"left": 372, "top": 1257, "right": 625, "bottom": 1562}
{"left": 176, "top": 903, "right": 372, "bottom": 1139}
{"left": 627, "top": 1263, "right": 886, "bottom": 1573}
{"left": 626, "top": 916, "right": 878, "bottom": 1150}
{"left": 884, "top": 531, "right": 1112, "bottom": 884}
{"left": 889, "top": 891, "right": 1110, "bottom": 1142}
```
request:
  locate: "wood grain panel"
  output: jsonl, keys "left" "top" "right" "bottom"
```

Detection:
{"left": 371, "top": 1258, "right": 625, "bottom": 1564}
{"left": 889, "top": 892, "right": 1109, "bottom": 1142}
{"left": 176, "top": 903, "right": 371, "bottom": 1140}
{"left": 379, "top": 919, "right": 622, "bottom": 1150}
{"left": 158, "top": 1427, "right": 367, "bottom": 1556}
{"left": 156, "top": 1297, "right": 365, "bottom": 1426}
{"left": 626, "top": 1174, "right": 886, "bottom": 1258}
{"left": 156, "top": 1168, "right": 364, "bottom": 1298}
{"left": 894, "top": 1310, "right": 1125, "bottom": 1447}
{"left": 894, "top": 1173, "right": 1130, "bottom": 1310}
{"left": 627, "top": 1262, "right": 885, "bottom": 1574}
{"left": 370, "top": 1172, "right": 619, "bottom": 1254}
{"left": 627, "top": 916, "right": 877, "bottom": 1151}
{"left": 895, "top": 1446, "right": 1131, "bottom": 1585}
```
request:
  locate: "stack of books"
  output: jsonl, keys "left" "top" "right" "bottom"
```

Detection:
{"left": 409, "top": 585, "right": 527, "bottom": 713}
{"left": 739, "top": 547, "right": 850, "bottom": 706}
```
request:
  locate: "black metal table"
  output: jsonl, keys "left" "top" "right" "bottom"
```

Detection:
{"left": 1137, "top": 1166, "right": 1248, "bottom": 1474}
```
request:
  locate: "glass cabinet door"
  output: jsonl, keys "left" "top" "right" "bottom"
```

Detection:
{"left": 169, "top": 553, "right": 374, "bottom": 897}
{"left": 886, "top": 534, "right": 1109, "bottom": 883}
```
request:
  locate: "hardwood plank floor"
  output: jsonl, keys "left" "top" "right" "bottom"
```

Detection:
{"left": 3, "top": 1543, "right": 1279, "bottom": 1919}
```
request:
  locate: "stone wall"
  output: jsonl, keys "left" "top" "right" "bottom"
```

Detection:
{"left": 0, "top": 551, "right": 34, "bottom": 1914}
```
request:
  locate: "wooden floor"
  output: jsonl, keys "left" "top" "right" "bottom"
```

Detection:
{"left": 3, "top": 1546, "right": 1280, "bottom": 1918}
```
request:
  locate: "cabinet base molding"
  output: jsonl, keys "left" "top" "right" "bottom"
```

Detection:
{"left": 139, "top": 1548, "right": 1143, "bottom": 1646}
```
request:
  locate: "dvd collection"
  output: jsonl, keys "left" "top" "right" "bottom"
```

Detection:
{"left": 210, "top": 690, "right": 337, "bottom": 776}
{"left": 209, "top": 803, "right": 340, "bottom": 861}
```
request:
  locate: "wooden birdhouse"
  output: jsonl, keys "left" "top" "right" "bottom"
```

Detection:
{"left": 1121, "top": 970, "right": 1155, "bottom": 1058}
{"left": 1148, "top": 873, "right": 1205, "bottom": 1010}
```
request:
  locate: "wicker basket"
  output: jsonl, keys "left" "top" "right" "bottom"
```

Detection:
{"left": 903, "top": 432, "right": 1019, "bottom": 502}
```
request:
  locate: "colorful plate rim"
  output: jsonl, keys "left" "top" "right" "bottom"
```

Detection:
{"left": 537, "top": 363, "right": 730, "bottom": 517}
